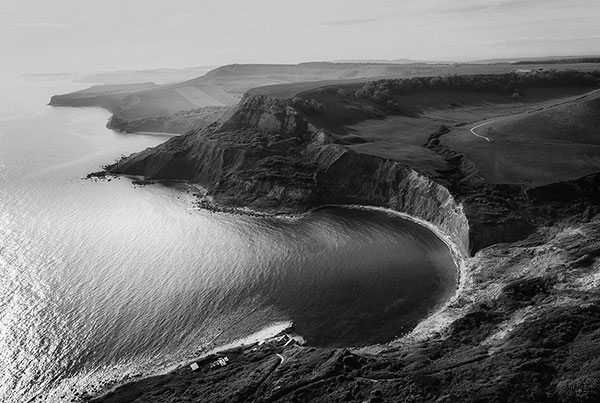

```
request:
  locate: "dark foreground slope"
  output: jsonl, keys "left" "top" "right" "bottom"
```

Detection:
{"left": 91, "top": 69, "right": 600, "bottom": 403}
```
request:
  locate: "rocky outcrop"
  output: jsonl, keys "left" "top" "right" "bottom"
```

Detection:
{"left": 108, "top": 92, "right": 471, "bottom": 255}
{"left": 111, "top": 132, "right": 245, "bottom": 183}
{"left": 216, "top": 93, "right": 316, "bottom": 138}
{"left": 108, "top": 89, "right": 600, "bottom": 258}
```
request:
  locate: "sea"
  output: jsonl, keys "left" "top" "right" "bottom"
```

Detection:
{"left": 0, "top": 75, "right": 457, "bottom": 402}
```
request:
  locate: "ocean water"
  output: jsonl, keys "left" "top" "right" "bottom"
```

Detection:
{"left": 0, "top": 77, "right": 457, "bottom": 402}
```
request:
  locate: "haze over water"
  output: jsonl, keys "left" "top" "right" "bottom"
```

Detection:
{"left": 0, "top": 77, "right": 457, "bottom": 402}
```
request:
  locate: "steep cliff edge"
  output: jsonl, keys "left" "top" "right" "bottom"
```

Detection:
{"left": 108, "top": 92, "right": 471, "bottom": 254}
{"left": 108, "top": 83, "right": 600, "bottom": 255}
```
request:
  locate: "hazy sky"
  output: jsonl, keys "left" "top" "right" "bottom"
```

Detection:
{"left": 2, "top": 0, "right": 600, "bottom": 73}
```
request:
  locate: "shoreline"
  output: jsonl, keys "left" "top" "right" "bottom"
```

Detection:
{"left": 83, "top": 175, "right": 468, "bottom": 402}
{"left": 337, "top": 205, "right": 469, "bottom": 347}
{"left": 90, "top": 321, "right": 295, "bottom": 401}
{"left": 122, "top": 176, "right": 470, "bottom": 314}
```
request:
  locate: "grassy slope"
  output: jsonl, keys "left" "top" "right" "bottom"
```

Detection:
{"left": 484, "top": 90, "right": 600, "bottom": 145}
{"left": 289, "top": 79, "right": 600, "bottom": 182}
{"left": 443, "top": 89, "right": 600, "bottom": 186}
{"left": 79, "top": 66, "right": 216, "bottom": 85}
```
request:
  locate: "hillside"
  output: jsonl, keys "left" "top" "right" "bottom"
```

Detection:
{"left": 48, "top": 82, "right": 158, "bottom": 111}
{"left": 442, "top": 89, "right": 600, "bottom": 186}
{"left": 284, "top": 70, "right": 600, "bottom": 182}
{"left": 471, "top": 89, "right": 600, "bottom": 145}
{"left": 50, "top": 61, "right": 600, "bottom": 135}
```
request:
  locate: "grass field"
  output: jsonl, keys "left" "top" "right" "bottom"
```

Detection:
{"left": 286, "top": 70, "right": 600, "bottom": 184}
{"left": 442, "top": 89, "right": 600, "bottom": 186}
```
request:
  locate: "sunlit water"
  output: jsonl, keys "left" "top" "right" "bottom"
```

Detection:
{"left": 0, "top": 77, "right": 457, "bottom": 402}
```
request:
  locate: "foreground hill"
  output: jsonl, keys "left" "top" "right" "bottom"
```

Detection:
{"left": 85, "top": 68, "right": 600, "bottom": 403}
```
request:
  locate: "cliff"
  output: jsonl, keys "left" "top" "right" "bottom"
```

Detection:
{"left": 93, "top": 75, "right": 600, "bottom": 403}
{"left": 108, "top": 92, "right": 471, "bottom": 254}
{"left": 108, "top": 86, "right": 598, "bottom": 255}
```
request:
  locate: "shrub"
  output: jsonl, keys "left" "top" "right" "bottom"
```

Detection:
{"left": 556, "top": 376, "right": 600, "bottom": 403}
{"left": 352, "top": 70, "right": 600, "bottom": 103}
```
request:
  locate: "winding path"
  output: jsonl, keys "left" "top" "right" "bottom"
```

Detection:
{"left": 470, "top": 120, "right": 495, "bottom": 142}
{"left": 468, "top": 87, "right": 600, "bottom": 144}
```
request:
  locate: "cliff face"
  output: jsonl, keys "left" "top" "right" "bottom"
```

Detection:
{"left": 109, "top": 92, "right": 471, "bottom": 255}
{"left": 216, "top": 93, "right": 316, "bottom": 138}
{"left": 112, "top": 89, "right": 600, "bottom": 257}
{"left": 108, "top": 88, "right": 600, "bottom": 260}
{"left": 111, "top": 133, "right": 246, "bottom": 184}
{"left": 306, "top": 145, "right": 470, "bottom": 254}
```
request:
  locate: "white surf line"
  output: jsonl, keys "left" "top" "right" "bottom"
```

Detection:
{"left": 470, "top": 120, "right": 495, "bottom": 142}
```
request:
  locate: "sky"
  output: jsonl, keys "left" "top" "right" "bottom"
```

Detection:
{"left": 1, "top": 0, "right": 600, "bottom": 74}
